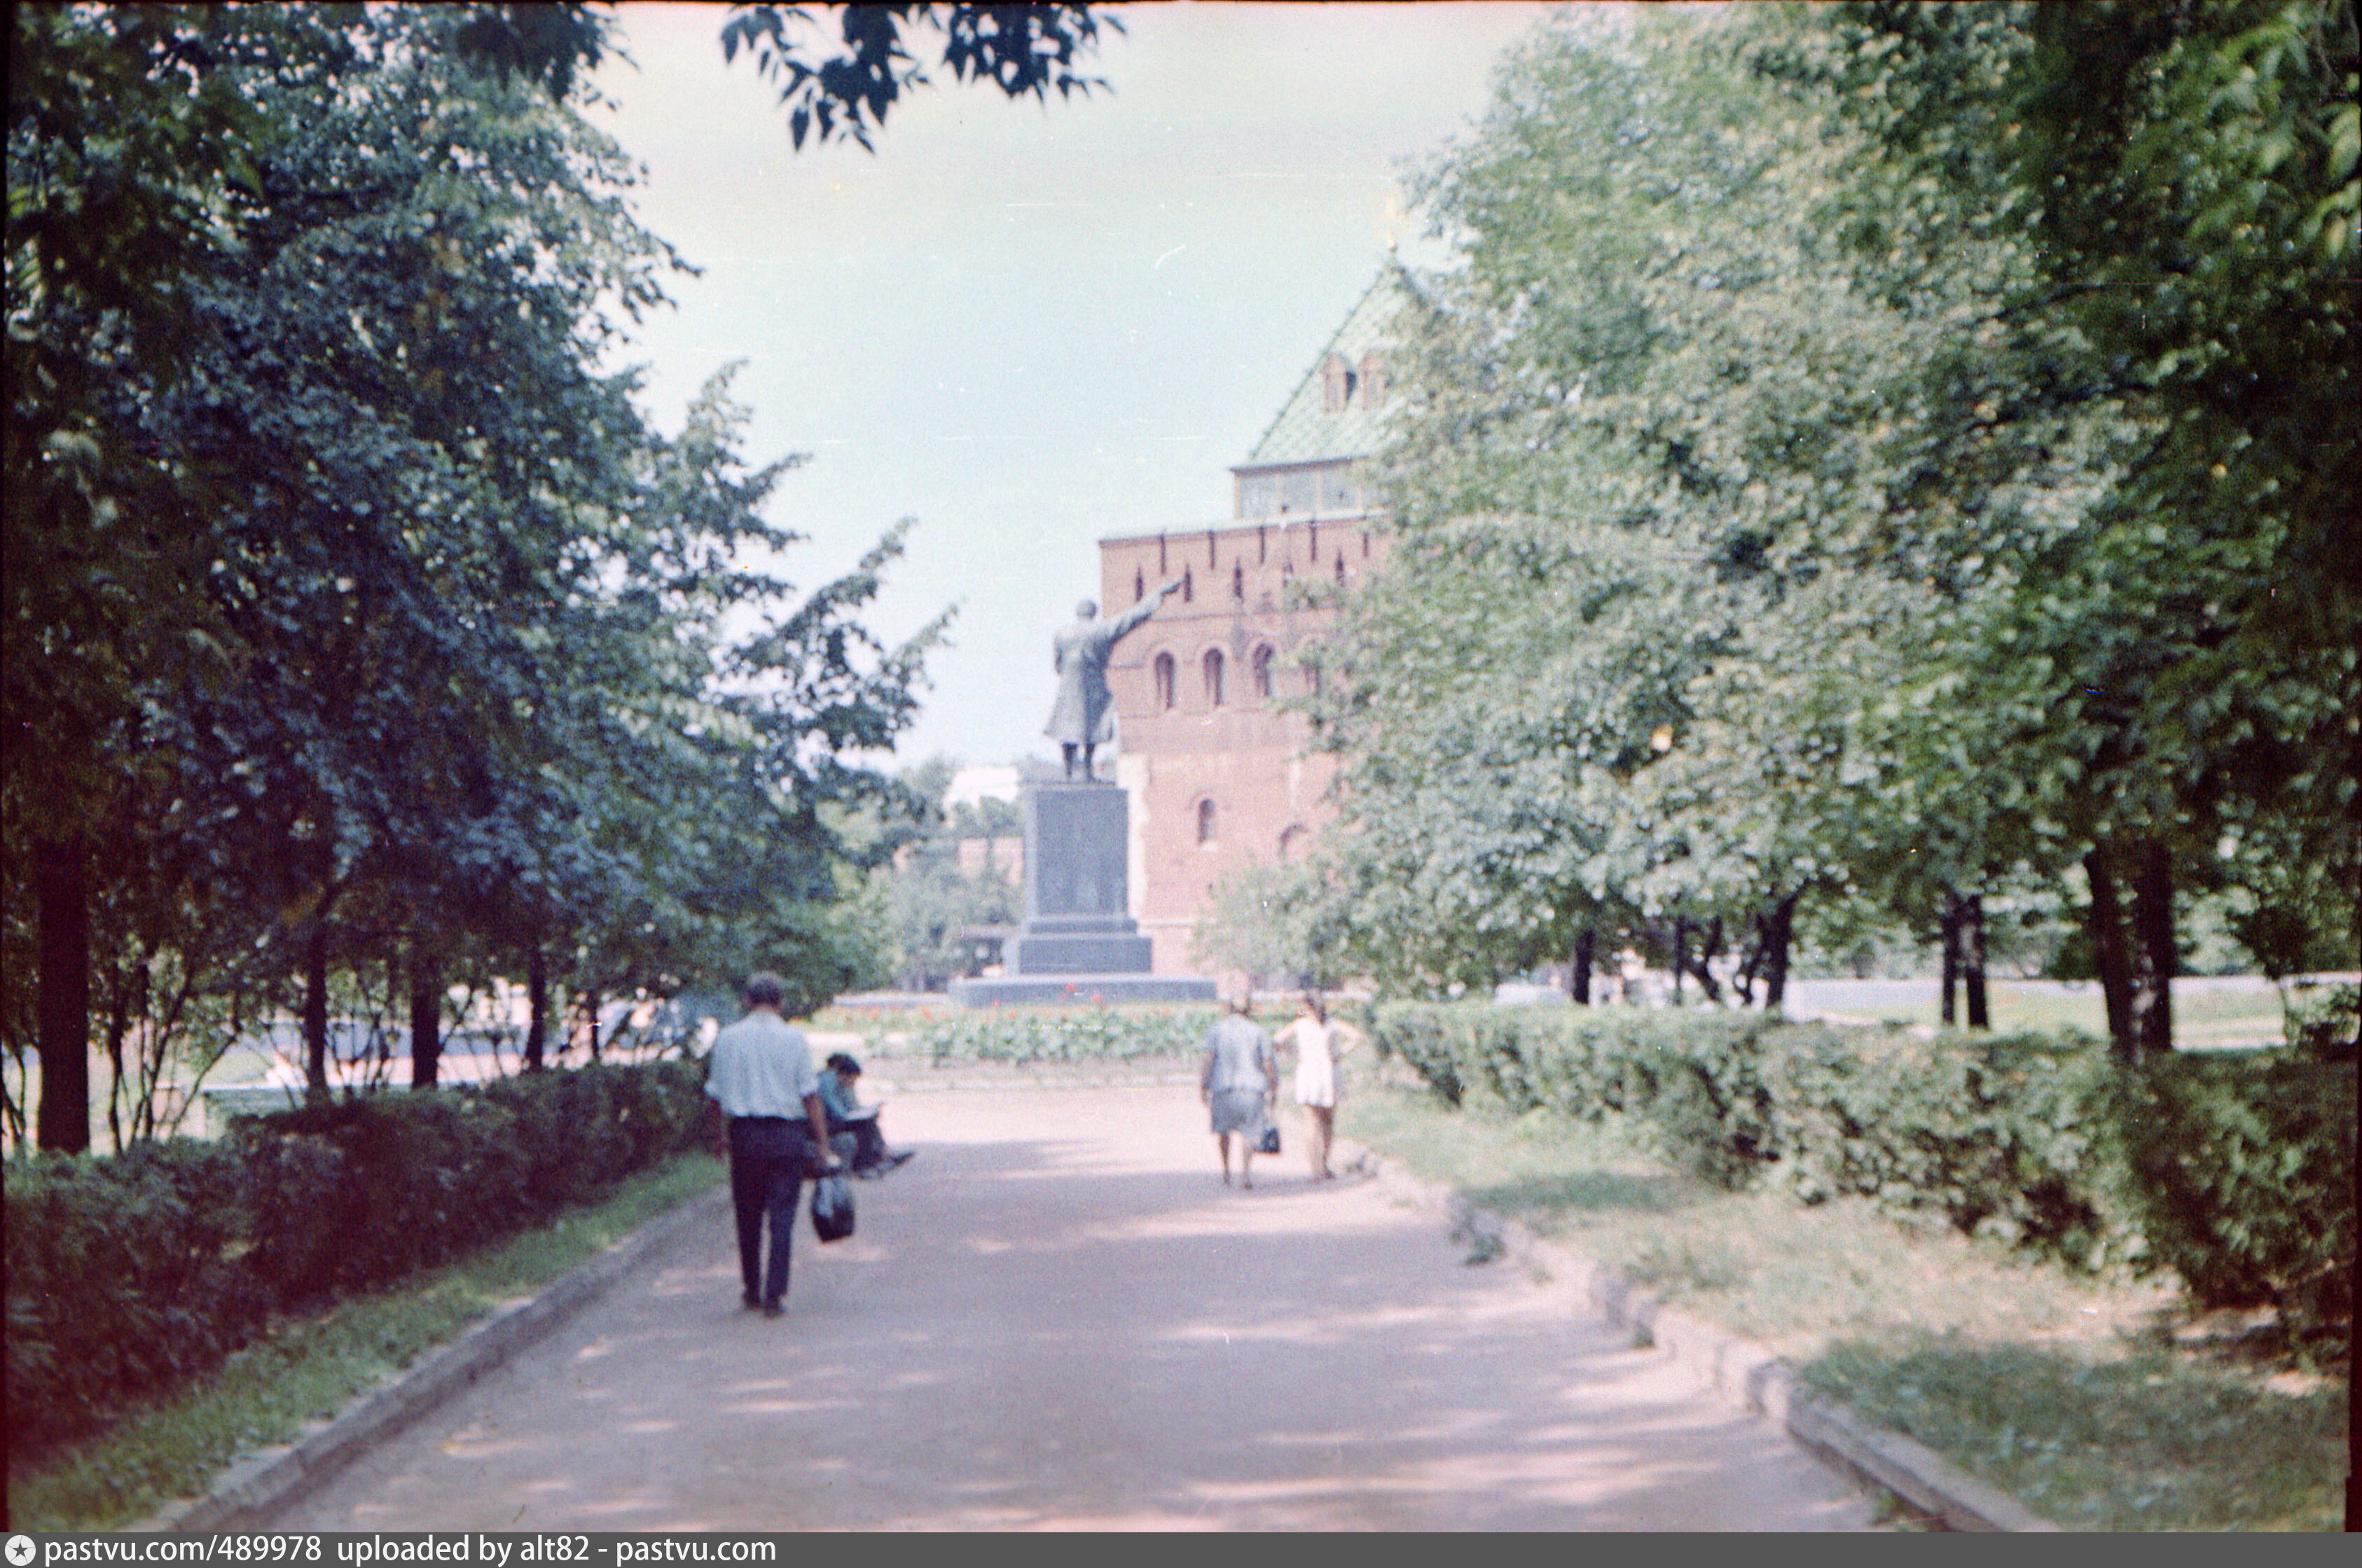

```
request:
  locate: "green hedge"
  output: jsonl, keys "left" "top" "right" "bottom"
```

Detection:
{"left": 1378, "top": 1004, "right": 1779, "bottom": 1188}
{"left": 1372, "top": 1003, "right": 2356, "bottom": 1339}
{"left": 4, "top": 1061, "right": 707, "bottom": 1456}
{"left": 1759, "top": 1027, "right": 2132, "bottom": 1267}
{"left": 2116, "top": 1053, "right": 2356, "bottom": 1336}
{"left": 909, "top": 1004, "right": 1222, "bottom": 1066}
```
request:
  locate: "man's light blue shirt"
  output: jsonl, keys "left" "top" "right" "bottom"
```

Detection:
{"left": 704, "top": 1011, "right": 820, "bottom": 1118}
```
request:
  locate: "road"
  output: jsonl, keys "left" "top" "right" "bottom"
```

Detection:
{"left": 273, "top": 1084, "right": 1877, "bottom": 1532}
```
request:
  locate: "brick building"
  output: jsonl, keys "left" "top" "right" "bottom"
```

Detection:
{"left": 1099, "top": 275, "right": 1402, "bottom": 973}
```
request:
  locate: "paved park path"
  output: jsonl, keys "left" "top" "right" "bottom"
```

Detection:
{"left": 274, "top": 1085, "right": 1878, "bottom": 1532}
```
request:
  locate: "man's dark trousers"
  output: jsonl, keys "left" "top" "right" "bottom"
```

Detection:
{"left": 728, "top": 1116, "right": 810, "bottom": 1307}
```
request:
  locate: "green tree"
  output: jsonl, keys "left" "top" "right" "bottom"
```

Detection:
{"left": 866, "top": 759, "right": 1021, "bottom": 992}
{"left": 1325, "top": 11, "right": 1935, "bottom": 1004}
{"left": 8, "top": 1, "right": 1086, "bottom": 1144}
{"left": 1316, "top": 1, "right": 2355, "bottom": 1060}
{"left": 1807, "top": 0, "right": 2361, "bottom": 1055}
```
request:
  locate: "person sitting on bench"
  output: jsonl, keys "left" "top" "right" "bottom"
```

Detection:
{"left": 819, "top": 1053, "right": 912, "bottom": 1177}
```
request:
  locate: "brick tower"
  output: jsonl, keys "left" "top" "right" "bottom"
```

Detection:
{"left": 1097, "top": 272, "right": 1402, "bottom": 977}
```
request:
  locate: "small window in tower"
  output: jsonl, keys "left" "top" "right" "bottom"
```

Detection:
{"left": 1153, "top": 652, "right": 1175, "bottom": 711}
{"left": 1203, "top": 648, "right": 1225, "bottom": 707}
{"left": 1182, "top": 568, "right": 1194, "bottom": 603}
{"left": 1197, "top": 798, "right": 1217, "bottom": 845}
{"left": 1335, "top": 553, "right": 1348, "bottom": 586}
{"left": 1252, "top": 644, "right": 1275, "bottom": 700}
{"left": 1318, "top": 466, "right": 1356, "bottom": 512}
{"left": 1322, "top": 354, "right": 1358, "bottom": 413}
{"left": 1231, "top": 562, "right": 1244, "bottom": 601}
{"left": 1301, "top": 660, "right": 1322, "bottom": 698}
{"left": 1133, "top": 569, "right": 1145, "bottom": 602}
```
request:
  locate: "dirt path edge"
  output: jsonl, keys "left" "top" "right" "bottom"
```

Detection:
{"left": 1340, "top": 1137, "right": 2063, "bottom": 1533}
{"left": 129, "top": 1184, "right": 731, "bottom": 1534}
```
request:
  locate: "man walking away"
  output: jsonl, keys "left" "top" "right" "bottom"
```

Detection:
{"left": 705, "top": 971, "right": 843, "bottom": 1317}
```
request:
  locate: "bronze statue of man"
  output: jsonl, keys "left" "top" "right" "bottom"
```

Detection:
{"left": 1044, "top": 580, "right": 1180, "bottom": 780}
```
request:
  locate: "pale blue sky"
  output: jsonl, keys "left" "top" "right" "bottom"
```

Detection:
{"left": 588, "top": 1, "right": 1564, "bottom": 769}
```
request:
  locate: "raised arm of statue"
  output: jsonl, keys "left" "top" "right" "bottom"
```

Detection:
{"left": 1106, "top": 578, "right": 1182, "bottom": 648}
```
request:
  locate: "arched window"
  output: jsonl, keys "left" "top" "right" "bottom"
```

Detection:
{"left": 1358, "top": 352, "right": 1386, "bottom": 408}
{"left": 1152, "top": 652, "right": 1175, "bottom": 711}
{"left": 1301, "top": 660, "right": 1322, "bottom": 698}
{"left": 1202, "top": 648, "right": 1225, "bottom": 707}
{"left": 1231, "top": 561, "right": 1244, "bottom": 601}
{"left": 1196, "top": 798, "right": 1218, "bottom": 845}
{"left": 1182, "top": 568, "right": 1194, "bottom": 603}
{"left": 1251, "top": 644, "right": 1276, "bottom": 701}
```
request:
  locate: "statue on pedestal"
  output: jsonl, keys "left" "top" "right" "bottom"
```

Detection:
{"left": 1044, "top": 580, "right": 1180, "bottom": 780}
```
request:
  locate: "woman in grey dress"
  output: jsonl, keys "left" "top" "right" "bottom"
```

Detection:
{"left": 1200, "top": 995, "right": 1278, "bottom": 1188}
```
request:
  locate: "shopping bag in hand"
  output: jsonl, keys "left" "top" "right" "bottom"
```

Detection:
{"left": 810, "top": 1170, "right": 855, "bottom": 1242}
{"left": 1257, "top": 1122, "right": 1281, "bottom": 1156}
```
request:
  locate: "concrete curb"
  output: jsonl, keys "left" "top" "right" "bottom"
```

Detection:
{"left": 1339, "top": 1139, "right": 2063, "bottom": 1533}
{"left": 130, "top": 1184, "right": 730, "bottom": 1533}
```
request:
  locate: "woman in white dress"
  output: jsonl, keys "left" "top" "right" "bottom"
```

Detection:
{"left": 1275, "top": 994, "right": 1362, "bottom": 1181}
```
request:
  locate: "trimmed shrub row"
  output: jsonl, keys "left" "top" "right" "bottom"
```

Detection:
{"left": 909, "top": 1004, "right": 1222, "bottom": 1066}
{"left": 1372, "top": 1004, "right": 2356, "bottom": 1340}
{"left": 4, "top": 1061, "right": 708, "bottom": 1457}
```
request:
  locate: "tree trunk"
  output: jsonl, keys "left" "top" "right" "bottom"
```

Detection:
{"left": 1571, "top": 928, "right": 1594, "bottom": 1005}
{"left": 104, "top": 978, "right": 131, "bottom": 1153}
{"left": 409, "top": 949, "right": 442, "bottom": 1089}
{"left": 1690, "top": 919, "right": 1725, "bottom": 1005}
{"left": 1963, "top": 892, "right": 1989, "bottom": 1031}
{"left": 1671, "top": 917, "right": 1690, "bottom": 1002}
{"left": 2083, "top": 847, "right": 2136, "bottom": 1062}
{"left": 2130, "top": 838, "right": 2175, "bottom": 1055}
{"left": 1940, "top": 887, "right": 1962, "bottom": 1028}
{"left": 584, "top": 985, "right": 601, "bottom": 1063}
{"left": 303, "top": 916, "right": 331, "bottom": 1100}
{"left": 1761, "top": 892, "right": 1799, "bottom": 1012}
{"left": 524, "top": 942, "right": 548, "bottom": 1072}
{"left": 36, "top": 835, "right": 92, "bottom": 1153}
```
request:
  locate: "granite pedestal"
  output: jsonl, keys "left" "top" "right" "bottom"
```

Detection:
{"left": 950, "top": 780, "right": 1216, "bottom": 1008}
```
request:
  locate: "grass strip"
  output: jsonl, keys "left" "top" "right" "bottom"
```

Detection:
{"left": 1802, "top": 1342, "right": 2345, "bottom": 1532}
{"left": 9, "top": 1152, "right": 724, "bottom": 1533}
{"left": 1336, "top": 1080, "right": 2347, "bottom": 1532}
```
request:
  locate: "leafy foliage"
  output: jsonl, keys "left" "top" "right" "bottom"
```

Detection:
{"left": 1297, "top": 3, "right": 2358, "bottom": 1055}
{"left": 1372, "top": 1001, "right": 2356, "bottom": 1340}
{"left": 720, "top": 3, "right": 1121, "bottom": 149}
{"left": 908, "top": 1004, "right": 1220, "bottom": 1067}
{"left": 2, "top": 1060, "right": 707, "bottom": 1457}
{"left": 6, "top": 2, "right": 1027, "bottom": 1142}
{"left": 2113, "top": 1052, "right": 2356, "bottom": 1337}
{"left": 859, "top": 758, "right": 1021, "bottom": 992}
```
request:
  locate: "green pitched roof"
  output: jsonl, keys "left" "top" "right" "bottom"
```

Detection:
{"left": 1237, "top": 270, "right": 1407, "bottom": 471}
